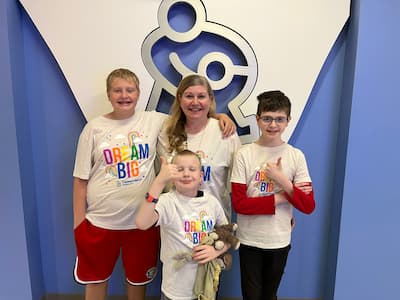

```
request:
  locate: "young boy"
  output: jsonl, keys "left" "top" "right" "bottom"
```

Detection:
{"left": 73, "top": 69, "right": 166, "bottom": 300}
{"left": 136, "top": 150, "right": 229, "bottom": 300}
{"left": 230, "top": 90, "right": 315, "bottom": 300}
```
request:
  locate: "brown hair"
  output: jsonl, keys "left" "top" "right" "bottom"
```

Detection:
{"left": 165, "top": 74, "right": 216, "bottom": 152}
{"left": 257, "top": 90, "right": 291, "bottom": 116}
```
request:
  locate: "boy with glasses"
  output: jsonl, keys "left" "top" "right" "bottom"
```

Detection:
{"left": 230, "top": 90, "right": 316, "bottom": 300}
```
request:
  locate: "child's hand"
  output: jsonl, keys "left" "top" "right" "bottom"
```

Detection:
{"left": 295, "top": 182, "right": 313, "bottom": 194}
{"left": 265, "top": 157, "right": 286, "bottom": 184}
{"left": 217, "top": 113, "right": 237, "bottom": 138}
{"left": 157, "top": 156, "right": 180, "bottom": 184}
{"left": 192, "top": 244, "right": 220, "bottom": 264}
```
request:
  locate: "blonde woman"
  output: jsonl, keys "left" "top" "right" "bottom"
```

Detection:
{"left": 158, "top": 74, "right": 241, "bottom": 220}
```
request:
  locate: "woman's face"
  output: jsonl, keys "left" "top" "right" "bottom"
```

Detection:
{"left": 179, "top": 85, "right": 211, "bottom": 123}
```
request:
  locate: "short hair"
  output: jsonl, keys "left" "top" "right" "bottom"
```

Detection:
{"left": 256, "top": 90, "right": 291, "bottom": 116}
{"left": 172, "top": 149, "right": 202, "bottom": 167}
{"left": 106, "top": 68, "right": 140, "bottom": 94}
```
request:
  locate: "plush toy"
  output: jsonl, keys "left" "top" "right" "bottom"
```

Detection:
{"left": 210, "top": 223, "right": 240, "bottom": 250}
{"left": 209, "top": 223, "right": 240, "bottom": 270}
{"left": 172, "top": 223, "right": 240, "bottom": 300}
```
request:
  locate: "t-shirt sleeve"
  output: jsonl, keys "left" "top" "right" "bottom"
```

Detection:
{"left": 215, "top": 197, "right": 228, "bottom": 226}
{"left": 152, "top": 111, "right": 168, "bottom": 126}
{"left": 157, "top": 125, "right": 171, "bottom": 160}
{"left": 225, "top": 133, "right": 242, "bottom": 192}
{"left": 292, "top": 149, "right": 312, "bottom": 183}
{"left": 155, "top": 193, "right": 173, "bottom": 226}
{"left": 286, "top": 149, "right": 315, "bottom": 214}
{"left": 230, "top": 147, "right": 246, "bottom": 184}
{"left": 73, "top": 124, "right": 93, "bottom": 180}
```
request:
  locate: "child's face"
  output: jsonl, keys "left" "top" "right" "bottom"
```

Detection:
{"left": 172, "top": 154, "right": 203, "bottom": 197}
{"left": 107, "top": 77, "right": 139, "bottom": 117}
{"left": 257, "top": 110, "right": 290, "bottom": 139}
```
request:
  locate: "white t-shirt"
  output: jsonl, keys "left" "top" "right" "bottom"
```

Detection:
{"left": 158, "top": 118, "right": 241, "bottom": 219}
{"left": 73, "top": 111, "right": 167, "bottom": 229}
{"left": 155, "top": 190, "right": 227, "bottom": 300}
{"left": 230, "top": 142, "right": 311, "bottom": 249}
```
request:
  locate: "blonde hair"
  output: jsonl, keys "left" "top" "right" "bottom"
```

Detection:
{"left": 165, "top": 74, "right": 216, "bottom": 152}
{"left": 172, "top": 149, "right": 202, "bottom": 167}
{"left": 106, "top": 68, "right": 140, "bottom": 95}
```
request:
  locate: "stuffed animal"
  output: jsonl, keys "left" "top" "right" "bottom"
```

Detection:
{"left": 210, "top": 223, "right": 240, "bottom": 251}
{"left": 172, "top": 223, "right": 240, "bottom": 299}
{"left": 208, "top": 223, "right": 240, "bottom": 270}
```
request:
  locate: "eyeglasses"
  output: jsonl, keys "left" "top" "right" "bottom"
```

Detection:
{"left": 259, "top": 116, "right": 288, "bottom": 124}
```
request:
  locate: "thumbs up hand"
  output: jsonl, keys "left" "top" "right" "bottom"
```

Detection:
{"left": 264, "top": 157, "right": 284, "bottom": 183}
{"left": 157, "top": 156, "right": 180, "bottom": 185}
{"left": 264, "top": 157, "right": 294, "bottom": 196}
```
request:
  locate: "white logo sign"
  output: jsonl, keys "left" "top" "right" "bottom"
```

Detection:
{"left": 20, "top": 0, "right": 350, "bottom": 143}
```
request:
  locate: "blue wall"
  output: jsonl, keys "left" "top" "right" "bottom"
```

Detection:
{"left": 334, "top": 1, "right": 400, "bottom": 299}
{"left": 1, "top": 0, "right": 399, "bottom": 299}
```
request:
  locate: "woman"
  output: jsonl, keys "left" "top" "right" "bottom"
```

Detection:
{"left": 158, "top": 74, "right": 241, "bottom": 220}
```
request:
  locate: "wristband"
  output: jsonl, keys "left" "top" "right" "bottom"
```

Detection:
{"left": 145, "top": 192, "right": 158, "bottom": 204}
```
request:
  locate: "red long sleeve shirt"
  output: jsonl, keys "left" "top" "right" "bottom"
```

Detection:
{"left": 231, "top": 182, "right": 315, "bottom": 215}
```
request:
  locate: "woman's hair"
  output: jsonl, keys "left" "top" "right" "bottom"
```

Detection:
{"left": 165, "top": 74, "right": 216, "bottom": 153}
{"left": 106, "top": 68, "right": 140, "bottom": 94}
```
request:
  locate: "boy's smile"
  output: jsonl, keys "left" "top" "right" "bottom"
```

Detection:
{"left": 107, "top": 78, "right": 139, "bottom": 119}
{"left": 172, "top": 155, "right": 203, "bottom": 197}
{"left": 257, "top": 111, "right": 290, "bottom": 145}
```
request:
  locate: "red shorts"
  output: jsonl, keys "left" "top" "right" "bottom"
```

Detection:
{"left": 73, "top": 219, "right": 160, "bottom": 285}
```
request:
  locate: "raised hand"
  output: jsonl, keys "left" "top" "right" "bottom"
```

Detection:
{"left": 157, "top": 156, "right": 181, "bottom": 184}
{"left": 264, "top": 157, "right": 293, "bottom": 195}
{"left": 264, "top": 157, "right": 285, "bottom": 184}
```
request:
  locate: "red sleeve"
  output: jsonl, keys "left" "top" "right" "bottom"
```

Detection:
{"left": 231, "top": 182, "right": 275, "bottom": 215}
{"left": 285, "top": 184, "right": 316, "bottom": 214}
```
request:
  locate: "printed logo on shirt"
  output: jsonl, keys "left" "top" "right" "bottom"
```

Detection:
{"left": 253, "top": 169, "right": 275, "bottom": 194}
{"left": 201, "top": 165, "right": 211, "bottom": 182}
{"left": 183, "top": 211, "right": 214, "bottom": 245}
{"left": 196, "top": 151, "right": 211, "bottom": 183}
{"left": 103, "top": 131, "right": 150, "bottom": 182}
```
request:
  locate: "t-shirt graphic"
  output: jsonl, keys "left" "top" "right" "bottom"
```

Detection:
{"left": 183, "top": 210, "right": 214, "bottom": 246}
{"left": 102, "top": 130, "right": 150, "bottom": 186}
{"left": 249, "top": 165, "right": 277, "bottom": 196}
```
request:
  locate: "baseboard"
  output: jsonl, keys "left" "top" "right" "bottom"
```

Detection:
{"left": 42, "top": 294, "right": 318, "bottom": 300}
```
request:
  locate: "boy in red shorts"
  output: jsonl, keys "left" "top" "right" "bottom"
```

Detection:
{"left": 73, "top": 68, "right": 166, "bottom": 300}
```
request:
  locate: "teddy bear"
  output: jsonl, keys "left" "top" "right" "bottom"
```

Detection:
{"left": 210, "top": 223, "right": 240, "bottom": 250}
{"left": 172, "top": 223, "right": 240, "bottom": 300}
{"left": 208, "top": 223, "right": 240, "bottom": 270}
